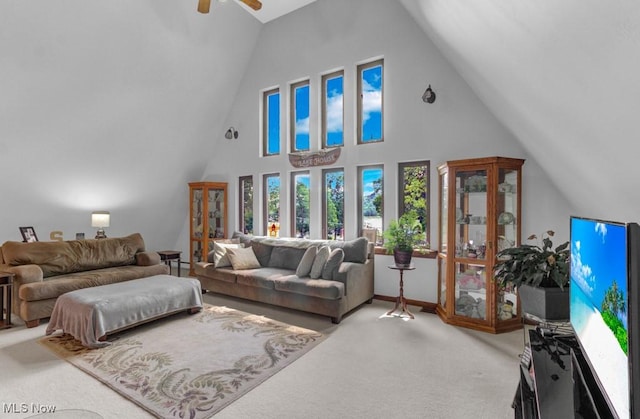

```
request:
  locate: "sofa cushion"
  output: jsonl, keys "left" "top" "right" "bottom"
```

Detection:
{"left": 235, "top": 268, "right": 294, "bottom": 290}
{"left": 268, "top": 246, "right": 307, "bottom": 270}
{"left": 296, "top": 246, "right": 317, "bottom": 278}
{"left": 2, "top": 233, "right": 145, "bottom": 278}
{"left": 274, "top": 277, "right": 345, "bottom": 300}
{"left": 212, "top": 242, "right": 243, "bottom": 268}
{"left": 322, "top": 248, "right": 344, "bottom": 280}
{"left": 197, "top": 264, "right": 237, "bottom": 283}
{"left": 18, "top": 264, "right": 169, "bottom": 302}
{"left": 226, "top": 247, "right": 261, "bottom": 270}
{"left": 329, "top": 237, "right": 369, "bottom": 263}
{"left": 135, "top": 251, "right": 161, "bottom": 266}
{"left": 247, "top": 240, "right": 274, "bottom": 267}
{"left": 310, "top": 246, "right": 330, "bottom": 279}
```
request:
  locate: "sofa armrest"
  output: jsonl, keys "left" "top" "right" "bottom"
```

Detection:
{"left": 335, "top": 259, "right": 375, "bottom": 298}
{"left": 0, "top": 264, "right": 44, "bottom": 286}
{"left": 135, "top": 251, "right": 161, "bottom": 266}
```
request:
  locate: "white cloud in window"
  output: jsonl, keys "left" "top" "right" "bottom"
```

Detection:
{"left": 326, "top": 93, "right": 343, "bottom": 133}
{"left": 362, "top": 80, "right": 382, "bottom": 123}
{"left": 296, "top": 117, "right": 310, "bottom": 135}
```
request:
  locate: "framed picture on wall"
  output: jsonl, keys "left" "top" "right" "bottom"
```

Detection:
{"left": 19, "top": 226, "right": 39, "bottom": 243}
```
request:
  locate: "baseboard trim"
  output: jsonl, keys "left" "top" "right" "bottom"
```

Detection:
{"left": 373, "top": 294, "right": 437, "bottom": 314}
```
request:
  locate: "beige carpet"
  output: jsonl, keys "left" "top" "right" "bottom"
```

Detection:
{"left": 39, "top": 304, "right": 325, "bottom": 419}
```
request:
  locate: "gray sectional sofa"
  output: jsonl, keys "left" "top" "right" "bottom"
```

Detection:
{"left": 194, "top": 233, "right": 374, "bottom": 323}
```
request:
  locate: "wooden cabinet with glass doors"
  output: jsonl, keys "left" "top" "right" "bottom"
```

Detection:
{"left": 189, "top": 182, "right": 228, "bottom": 276}
{"left": 437, "top": 157, "right": 524, "bottom": 333}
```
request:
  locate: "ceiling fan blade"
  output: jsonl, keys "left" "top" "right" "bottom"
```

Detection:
{"left": 197, "top": 0, "right": 211, "bottom": 14}
{"left": 240, "top": 0, "right": 262, "bottom": 11}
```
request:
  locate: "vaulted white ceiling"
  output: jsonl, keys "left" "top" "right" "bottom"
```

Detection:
{"left": 233, "top": 0, "right": 318, "bottom": 23}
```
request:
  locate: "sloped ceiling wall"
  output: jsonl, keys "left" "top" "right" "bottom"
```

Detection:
{"left": 401, "top": 0, "right": 640, "bottom": 224}
{"left": 0, "top": 0, "right": 261, "bottom": 247}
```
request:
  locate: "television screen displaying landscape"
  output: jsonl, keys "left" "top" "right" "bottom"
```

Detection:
{"left": 570, "top": 217, "right": 629, "bottom": 419}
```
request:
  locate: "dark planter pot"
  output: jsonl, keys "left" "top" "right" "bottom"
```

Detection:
{"left": 393, "top": 249, "right": 413, "bottom": 268}
{"left": 518, "top": 284, "right": 569, "bottom": 321}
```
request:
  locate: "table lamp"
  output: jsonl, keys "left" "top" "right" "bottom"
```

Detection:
{"left": 91, "top": 211, "right": 110, "bottom": 239}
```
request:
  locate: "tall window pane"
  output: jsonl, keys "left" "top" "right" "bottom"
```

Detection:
{"left": 239, "top": 175, "right": 254, "bottom": 235}
{"left": 291, "top": 171, "right": 310, "bottom": 238}
{"left": 399, "top": 161, "right": 430, "bottom": 246}
{"left": 322, "top": 71, "right": 344, "bottom": 148}
{"left": 357, "top": 59, "right": 383, "bottom": 144}
{"left": 291, "top": 80, "right": 310, "bottom": 152}
{"left": 263, "top": 89, "right": 280, "bottom": 156}
{"left": 358, "top": 165, "right": 384, "bottom": 244}
{"left": 323, "top": 168, "right": 344, "bottom": 240}
{"left": 263, "top": 173, "right": 280, "bottom": 236}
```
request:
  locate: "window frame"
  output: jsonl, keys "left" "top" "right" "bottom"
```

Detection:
{"left": 357, "top": 164, "right": 384, "bottom": 245}
{"left": 321, "top": 70, "right": 344, "bottom": 149}
{"left": 238, "top": 175, "right": 254, "bottom": 235}
{"left": 262, "top": 88, "right": 281, "bottom": 156}
{"left": 290, "top": 80, "right": 311, "bottom": 153}
{"left": 263, "top": 173, "right": 280, "bottom": 236}
{"left": 322, "top": 167, "right": 345, "bottom": 240}
{"left": 357, "top": 58, "right": 384, "bottom": 145}
{"left": 290, "top": 170, "right": 311, "bottom": 238}
{"left": 398, "top": 160, "right": 431, "bottom": 246}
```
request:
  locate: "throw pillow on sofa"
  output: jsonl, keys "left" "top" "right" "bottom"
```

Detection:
{"left": 212, "top": 242, "right": 243, "bottom": 268}
{"left": 226, "top": 247, "right": 261, "bottom": 270}
{"left": 310, "top": 246, "right": 330, "bottom": 279}
{"left": 296, "top": 246, "right": 317, "bottom": 277}
{"left": 322, "top": 248, "right": 344, "bottom": 280}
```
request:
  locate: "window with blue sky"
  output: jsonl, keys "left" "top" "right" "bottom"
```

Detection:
{"left": 264, "top": 89, "right": 280, "bottom": 156}
{"left": 358, "top": 59, "right": 383, "bottom": 143}
{"left": 322, "top": 71, "right": 344, "bottom": 148}
{"left": 291, "top": 80, "right": 310, "bottom": 152}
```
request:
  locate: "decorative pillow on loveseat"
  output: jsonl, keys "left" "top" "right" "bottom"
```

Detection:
{"left": 310, "top": 246, "right": 330, "bottom": 279}
{"left": 322, "top": 248, "right": 345, "bottom": 280}
{"left": 226, "top": 247, "right": 261, "bottom": 270}
{"left": 210, "top": 241, "right": 243, "bottom": 268}
{"left": 296, "top": 246, "right": 317, "bottom": 277}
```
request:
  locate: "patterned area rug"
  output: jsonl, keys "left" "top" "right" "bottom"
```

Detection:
{"left": 40, "top": 305, "right": 325, "bottom": 419}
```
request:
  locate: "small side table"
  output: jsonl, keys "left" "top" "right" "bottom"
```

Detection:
{"left": 157, "top": 251, "right": 182, "bottom": 277}
{"left": 0, "top": 272, "right": 14, "bottom": 329}
{"left": 386, "top": 264, "right": 416, "bottom": 319}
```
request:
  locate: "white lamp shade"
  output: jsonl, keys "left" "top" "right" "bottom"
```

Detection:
{"left": 91, "top": 211, "right": 110, "bottom": 228}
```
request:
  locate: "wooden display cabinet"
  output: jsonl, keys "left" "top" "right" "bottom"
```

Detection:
{"left": 189, "top": 182, "right": 228, "bottom": 275}
{"left": 436, "top": 157, "right": 524, "bottom": 333}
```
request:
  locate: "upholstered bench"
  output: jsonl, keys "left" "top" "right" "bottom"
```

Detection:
{"left": 45, "top": 275, "right": 203, "bottom": 348}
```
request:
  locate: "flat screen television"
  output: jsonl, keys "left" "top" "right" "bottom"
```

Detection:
{"left": 569, "top": 216, "right": 640, "bottom": 419}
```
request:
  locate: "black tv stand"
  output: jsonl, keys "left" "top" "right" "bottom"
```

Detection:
{"left": 513, "top": 329, "right": 614, "bottom": 418}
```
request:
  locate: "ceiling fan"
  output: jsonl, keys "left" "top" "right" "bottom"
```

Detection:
{"left": 198, "top": 0, "right": 262, "bottom": 14}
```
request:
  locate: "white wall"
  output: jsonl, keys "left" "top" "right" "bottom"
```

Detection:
{"left": 0, "top": 0, "right": 261, "bottom": 249}
{"left": 197, "top": 0, "right": 571, "bottom": 302}
{"left": 401, "top": 0, "right": 640, "bottom": 226}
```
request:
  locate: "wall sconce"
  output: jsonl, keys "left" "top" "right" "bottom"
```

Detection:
{"left": 91, "top": 211, "right": 110, "bottom": 239}
{"left": 422, "top": 84, "right": 436, "bottom": 104}
{"left": 225, "top": 127, "right": 239, "bottom": 140}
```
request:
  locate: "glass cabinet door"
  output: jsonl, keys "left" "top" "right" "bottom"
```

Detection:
{"left": 496, "top": 167, "right": 520, "bottom": 322}
{"left": 453, "top": 168, "right": 488, "bottom": 323}
{"left": 208, "top": 188, "right": 225, "bottom": 239}
{"left": 191, "top": 187, "right": 204, "bottom": 263}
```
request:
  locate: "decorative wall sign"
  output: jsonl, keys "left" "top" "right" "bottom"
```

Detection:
{"left": 288, "top": 147, "right": 341, "bottom": 168}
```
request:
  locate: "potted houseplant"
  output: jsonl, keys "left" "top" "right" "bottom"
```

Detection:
{"left": 383, "top": 211, "right": 426, "bottom": 268}
{"left": 493, "top": 230, "right": 570, "bottom": 320}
